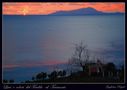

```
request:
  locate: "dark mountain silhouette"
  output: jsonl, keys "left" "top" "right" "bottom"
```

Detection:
{"left": 49, "top": 7, "right": 124, "bottom": 16}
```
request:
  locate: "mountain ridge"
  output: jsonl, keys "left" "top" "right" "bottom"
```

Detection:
{"left": 49, "top": 7, "right": 124, "bottom": 16}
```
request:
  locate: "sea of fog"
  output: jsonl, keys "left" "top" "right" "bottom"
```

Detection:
{"left": 2, "top": 15, "right": 125, "bottom": 82}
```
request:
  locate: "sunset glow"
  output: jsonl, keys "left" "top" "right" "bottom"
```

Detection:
{"left": 3, "top": 2, "right": 125, "bottom": 15}
{"left": 22, "top": 7, "right": 29, "bottom": 15}
{"left": 3, "top": 60, "right": 66, "bottom": 69}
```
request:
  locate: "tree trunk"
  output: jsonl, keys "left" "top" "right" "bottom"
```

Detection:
{"left": 103, "top": 71, "right": 104, "bottom": 77}
{"left": 82, "top": 66, "right": 85, "bottom": 72}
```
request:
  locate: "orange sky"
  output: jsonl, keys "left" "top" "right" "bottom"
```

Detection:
{"left": 3, "top": 2, "right": 125, "bottom": 15}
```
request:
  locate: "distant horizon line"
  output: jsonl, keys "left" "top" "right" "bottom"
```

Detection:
{"left": 3, "top": 14, "right": 124, "bottom": 16}
{"left": 3, "top": 6, "right": 125, "bottom": 15}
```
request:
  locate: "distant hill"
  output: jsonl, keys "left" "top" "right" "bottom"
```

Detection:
{"left": 49, "top": 7, "right": 124, "bottom": 16}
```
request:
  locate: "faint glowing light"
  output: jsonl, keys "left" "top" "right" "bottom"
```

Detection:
{"left": 22, "top": 7, "right": 29, "bottom": 15}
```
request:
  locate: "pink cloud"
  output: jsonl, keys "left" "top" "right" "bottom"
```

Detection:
{"left": 3, "top": 60, "right": 67, "bottom": 69}
{"left": 3, "top": 64, "right": 20, "bottom": 69}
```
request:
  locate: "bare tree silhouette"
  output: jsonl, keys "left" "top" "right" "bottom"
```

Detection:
{"left": 69, "top": 42, "right": 90, "bottom": 72}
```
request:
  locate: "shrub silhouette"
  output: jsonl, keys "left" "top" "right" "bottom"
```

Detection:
{"left": 36, "top": 72, "right": 47, "bottom": 81}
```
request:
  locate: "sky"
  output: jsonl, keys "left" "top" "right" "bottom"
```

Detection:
{"left": 3, "top": 2, "right": 125, "bottom": 15}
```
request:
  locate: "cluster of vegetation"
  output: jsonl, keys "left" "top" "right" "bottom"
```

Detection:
{"left": 21, "top": 63, "right": 123, "bottom": 83}
{"left": 24, "top": 70, "right": 66, "bottom": 83}
{"left": 3, "top": 42, "right": 124, "bottom": 83}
